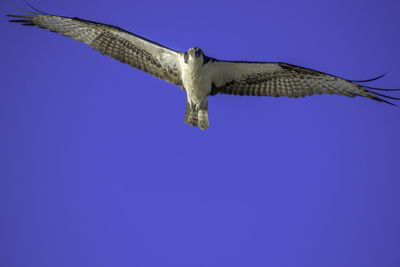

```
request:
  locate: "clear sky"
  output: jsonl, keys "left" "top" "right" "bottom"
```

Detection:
{"left": 1, "top": 0, "right": 400, "bottom": 266}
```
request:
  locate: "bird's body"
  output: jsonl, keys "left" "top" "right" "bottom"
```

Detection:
{"left": 181, "top": 48, "right": 210, "bottom": 104}
{"left": 181, "top": 48, "right": 212, "bottom": 129}
{"left": 7, "top": 4, "right": 400, "bottom": 130}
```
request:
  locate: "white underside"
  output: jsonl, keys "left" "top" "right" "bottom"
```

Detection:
{"left": 180, "top": 55, "right": 212, "bottom": 106}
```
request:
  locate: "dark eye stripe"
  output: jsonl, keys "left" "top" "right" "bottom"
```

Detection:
{"left": 195, "top": 48, "right": 202, "bottom": 57}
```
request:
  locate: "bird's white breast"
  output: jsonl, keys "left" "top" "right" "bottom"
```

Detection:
{"left": 180, "top": 56, "right": 212, "bottom": 105}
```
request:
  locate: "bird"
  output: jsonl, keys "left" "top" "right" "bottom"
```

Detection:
{"left": 7, "top": 4, "right": 400, "bottom": 130}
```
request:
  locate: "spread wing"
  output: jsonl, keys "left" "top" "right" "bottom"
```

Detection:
{"left": 7, "top": 6, "right": 183, "bottom": 86}
{"left": 207, "top": 59, "right": 400, "bottom": 105}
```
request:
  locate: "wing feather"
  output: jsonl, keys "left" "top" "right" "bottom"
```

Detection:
{"left": 207, "top": 60, "right": 398, "bottom": 105}
{"left": 8, "top": 7, "right": 183, "bottom": 86}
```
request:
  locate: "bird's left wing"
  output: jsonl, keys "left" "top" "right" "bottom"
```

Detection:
{"left": 8, "top": 6, "right": 183, "bottom": 86}
{"left": 206, "top": 59, "right": 399, "bottom": 105}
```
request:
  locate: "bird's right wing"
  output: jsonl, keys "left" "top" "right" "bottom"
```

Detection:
{"left": 8, "top": 5, "right": 184, "bottom": 86}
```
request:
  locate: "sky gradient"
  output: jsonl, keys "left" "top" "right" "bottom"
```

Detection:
{"left": 1, "top": 0, "right": 400, "bottom": 266}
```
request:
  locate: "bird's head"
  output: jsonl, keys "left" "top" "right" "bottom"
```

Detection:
{"left": 188, "top": 47, "right": 203, "bottom": 58}
{"left": 185, "top": 47, "right": 204, "bottom": 64}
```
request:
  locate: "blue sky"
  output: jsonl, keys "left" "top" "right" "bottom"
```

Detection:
{"left": 1, "top": 0, "right": 400, "bottom": 266}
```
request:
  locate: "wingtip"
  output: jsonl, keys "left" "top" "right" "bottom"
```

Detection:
{"left": 7, "top": 2, "right": 38, "bottom": 15}
{"left": 363, "top": 87, "right": 400, "bottom": 107}
{"left": 7, "top": 1, "right": 47, "bottom": 16}
{"left": 23, "top": 0, "right": 48, "bottom": 15}
{"left": 379, "top": 98, "right": 397, "bottom": 106}
{"left": 368, "top": 90, "right": 400, "bottom": 101}
{"left": 8, "top": 19, "right": 31, "bottom": 22}
{"left": 360, "top": 82, "right": 400, "bottom": 106}
{"left": 6, "top": 14, "right": 34, "bottom": 18}
{"left": 350, "top": 73, "right": 387, "bottom": 83}
{"left": 362, "top": 85, "right": 400, "bottom": 91}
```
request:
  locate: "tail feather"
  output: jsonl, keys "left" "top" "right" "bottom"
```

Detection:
{"left": 198, "top": 109, "right": 209, "bottom": 130}
{"left": 184, "top": 103, "right": 199, "bottom": 128}
{"left": 184, "top": 102, "right": 210, "bottom": 130}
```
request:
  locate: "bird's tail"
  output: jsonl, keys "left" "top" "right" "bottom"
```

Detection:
{"left": 184, "top": 101, "right": 209, "bottom": 130}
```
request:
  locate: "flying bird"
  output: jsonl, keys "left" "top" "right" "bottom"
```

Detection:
{"left": 7, "top": 4, "right": 400, "bottom": 130}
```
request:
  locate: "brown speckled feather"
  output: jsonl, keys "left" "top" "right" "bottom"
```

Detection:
{"left": 8, "top": 9, "right": 183, "bottom": 86}
{"left": 208, "top": 61, "right": 395, "bottom": 104}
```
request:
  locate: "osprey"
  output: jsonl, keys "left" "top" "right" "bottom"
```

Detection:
{"left": 8, "top": 5, "right": 400, "bottom": 130}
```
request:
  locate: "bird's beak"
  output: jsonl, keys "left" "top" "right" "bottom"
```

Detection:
{"left": 188, "top": 48, "right": 194, "bottom": 57}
